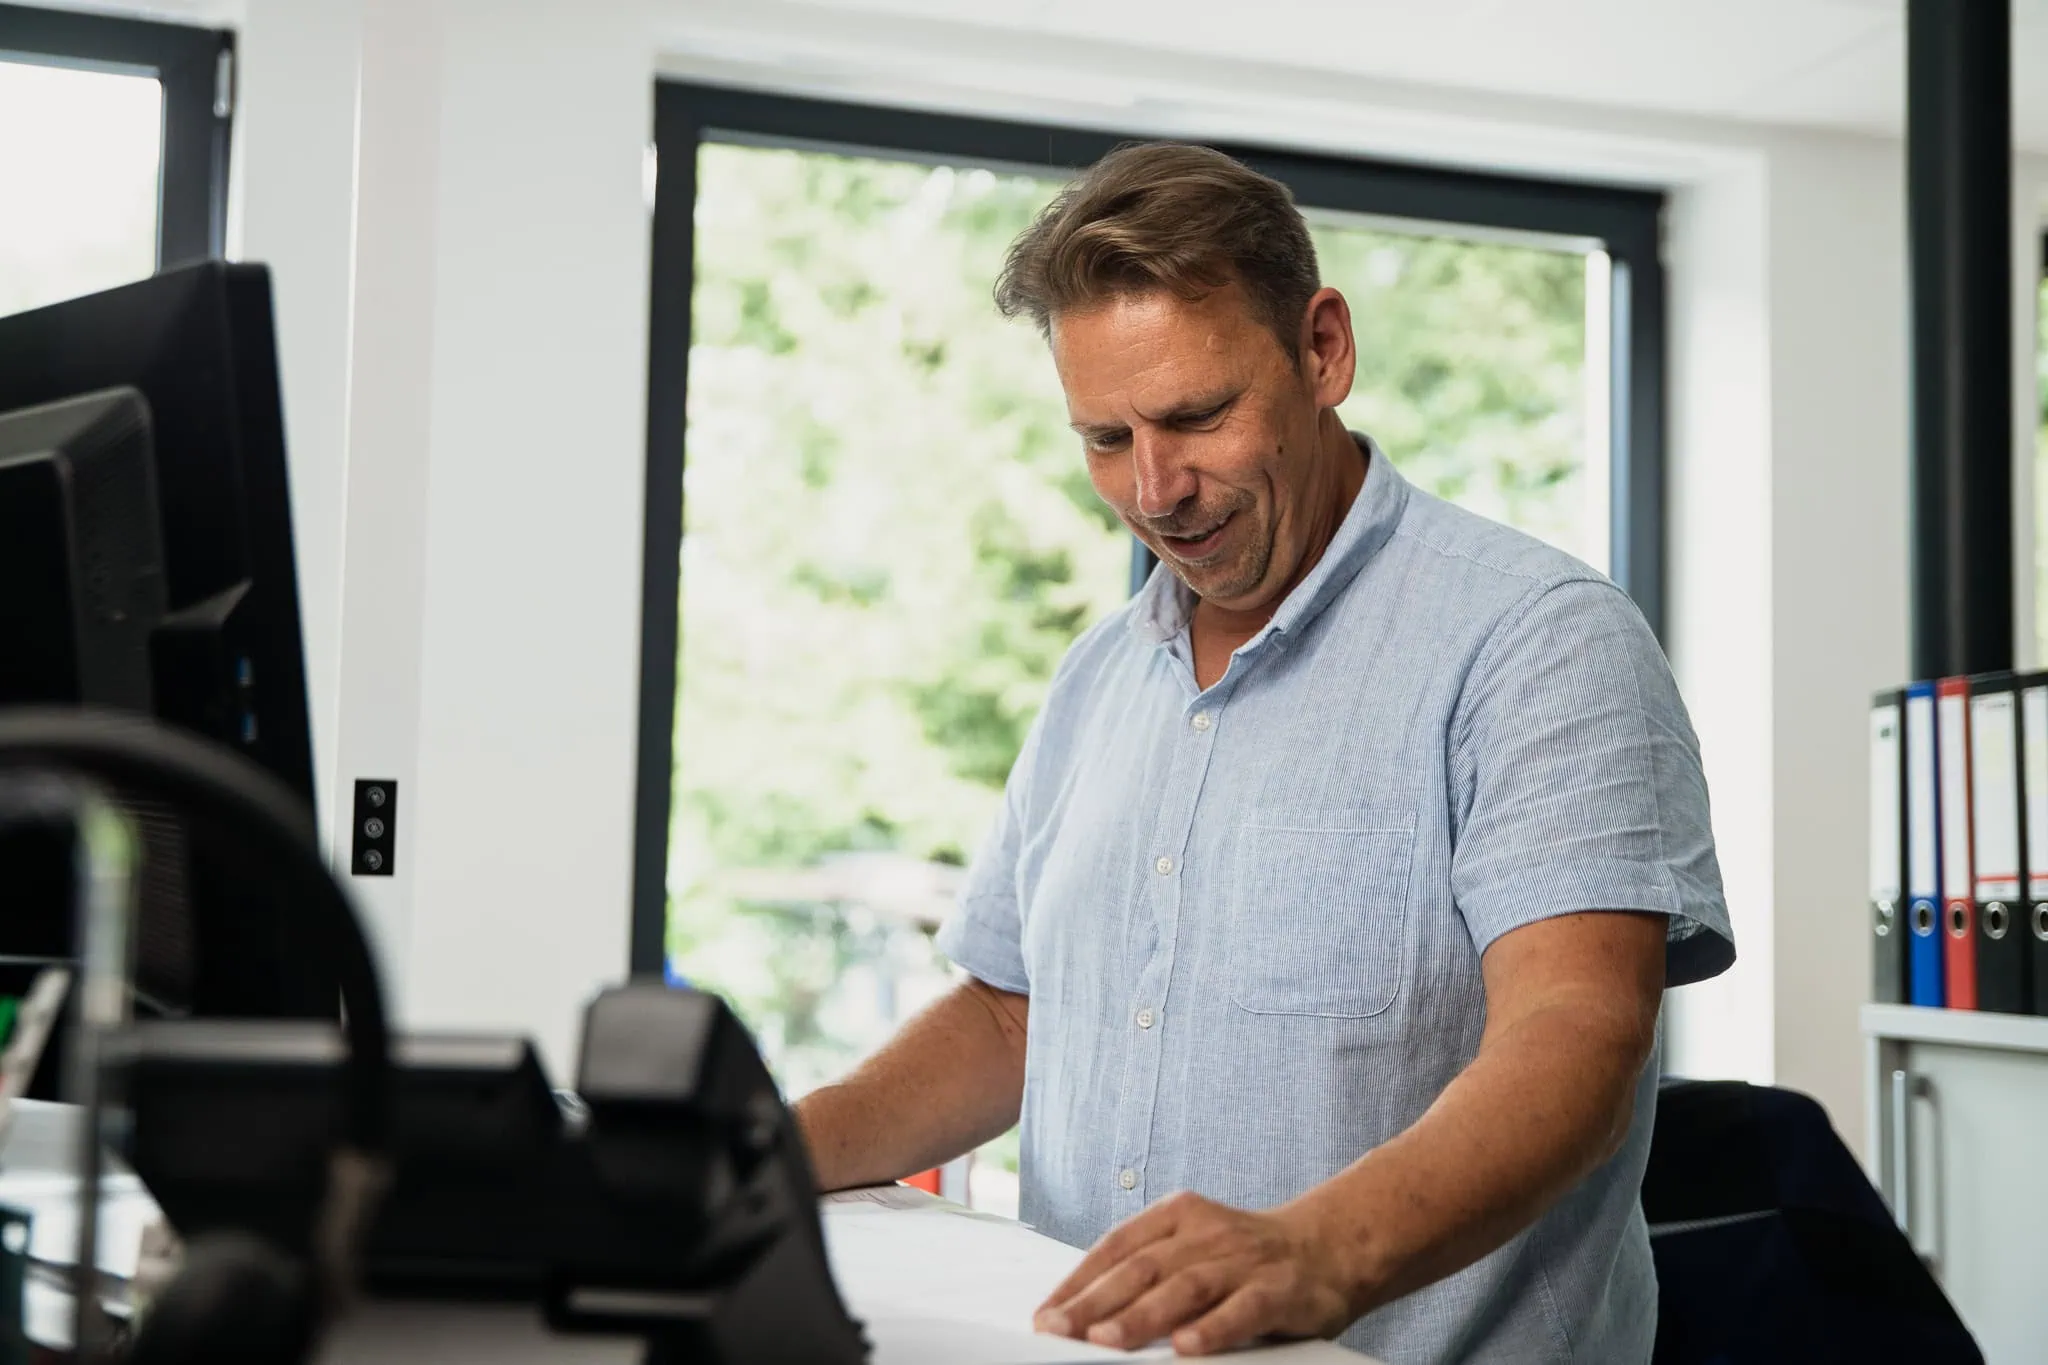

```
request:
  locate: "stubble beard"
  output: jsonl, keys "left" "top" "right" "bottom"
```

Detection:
{"left": 1156, "top": 506, "right": 1273, "bottom": 606}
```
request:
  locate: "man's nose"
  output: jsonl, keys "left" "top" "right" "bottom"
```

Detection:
{"left": 1131, "top": 429, "right": 1198, "bottom": 521}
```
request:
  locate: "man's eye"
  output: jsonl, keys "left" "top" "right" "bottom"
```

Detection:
{"left": 1085, "top": 432, "right": 1130, "bottom": 454}
{"left": 1181, "top": 405, "right": 1226, "bottom": 427}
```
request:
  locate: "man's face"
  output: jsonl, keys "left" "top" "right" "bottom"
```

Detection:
{"left": 1050, "top": 281, "right": 1353, "bottom": 615}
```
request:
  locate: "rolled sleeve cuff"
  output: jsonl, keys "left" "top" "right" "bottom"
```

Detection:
{"left": 934, "top": 900, "right": 1031, "bottom": 996}
{"left": 1459, "top": 857, "right": 1733, "bottom": 983}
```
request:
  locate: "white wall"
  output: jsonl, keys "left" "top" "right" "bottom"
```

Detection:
{"left": 213, "top": 0, "right": 2043, "bottom": 1138}
{"left": 1760, "top": 134, "right": 1912, "bottom": 1133}
{"left": 400, "top": 0, "right": 651, "bottom": 1061}
{"left": 233, "top": 0, "right": 650, "bottom": 1076}
{"left": 1658, "top": 152, "right": 1774, "bottom": 1088}
{"left": 227, "top": 0, "right": 362, "bottom": 824}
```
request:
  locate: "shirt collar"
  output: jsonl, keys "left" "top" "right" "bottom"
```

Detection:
{"left": 1128, "top": 433, "right": 1409, "bottom": 649}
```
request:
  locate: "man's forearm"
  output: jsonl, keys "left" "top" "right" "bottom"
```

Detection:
{"left": 795, "top": 978, "right": 1029, "bottom": 1193}
{"left": 1282, "top": 980, "right": 1655, "bottom": 1318}
{"left": 1285, "top": 990, "right": 1650, "bottom": 1314}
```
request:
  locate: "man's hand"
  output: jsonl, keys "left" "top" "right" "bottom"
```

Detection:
{"left": 1032, "top": 1191, "right": 1356, "bottom": 1357}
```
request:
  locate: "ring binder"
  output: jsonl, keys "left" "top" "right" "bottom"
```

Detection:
{"left": 1905, "top": 681, "right": 1945, "bottom": 1007}
{"left": 1937, "top": 677, "right": 1977, "bottom": 1009}
{"left": 1968, "top": 674, "right": 2027, "bottom": 1013}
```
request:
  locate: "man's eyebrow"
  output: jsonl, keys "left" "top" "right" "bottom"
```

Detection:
{"left": 1140, "top": 387, "right": 1240, "bottom": 423}
{"left": 1069, "top": 388, "right": 1241, "bottom": 439}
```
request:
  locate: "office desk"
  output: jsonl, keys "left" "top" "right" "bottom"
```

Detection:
{"left": 317, "top": 1190, "right": 1371, "bottom": 1363}
{"left": 0, "top": 1105, "right": 1369, "bottom": 1363}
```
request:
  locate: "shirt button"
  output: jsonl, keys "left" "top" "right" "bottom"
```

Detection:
{"left": 1118, "top": 1168, "right": 1137, "bottom": 1191}
{"left": 1190, "top": 711, "right": 1212, "bottom": 732}
{"left": 1154, "top": 855, "right": 1174, "bottom": 876}
{"left": 1135, "top": 1007, "right": 1156, "bottom": 1030}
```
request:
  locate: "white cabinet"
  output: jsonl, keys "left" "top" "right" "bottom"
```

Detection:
{"left": 1863, "top": 1004, "right": 2048, "bottom": 1364}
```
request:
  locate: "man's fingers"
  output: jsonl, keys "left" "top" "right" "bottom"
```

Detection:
{"left": 1036, "top": 1239, "right": 1201, "bottom": 1338}
{"left": 1037, "top": 1201, "right": 1183, "bottom": 1314}
{"left": 1171, "top": 1277, "right": 1285, "bottom": 1357}
{"left": 1081, "top": 1259, "right": 1237, "bottom": 1351}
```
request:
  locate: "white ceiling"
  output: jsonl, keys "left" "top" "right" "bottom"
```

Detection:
{"left": 755, "top": 0, "right": 2048, "bottom": 150}
{"left": 31, "top": 0, "right": 2048, "bottom": 150}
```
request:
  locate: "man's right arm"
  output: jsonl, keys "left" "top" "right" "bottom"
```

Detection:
{"left": 793, "top": 976, "right": 1029, "bottom": 1193}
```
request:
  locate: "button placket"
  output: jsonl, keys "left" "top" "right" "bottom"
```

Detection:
{"left": 1110, "top": 680, "right": 1236, "bottom": 1217}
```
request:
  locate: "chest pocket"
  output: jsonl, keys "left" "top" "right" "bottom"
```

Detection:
{"left": 1227, "top": 808, "right": 1417, "bottom": 1018}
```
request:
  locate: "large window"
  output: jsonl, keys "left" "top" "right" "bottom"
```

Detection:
{"left": 636, "top": 86, "right": 1664, "bottom": 1209}
{"left": 0, "top": 4, "right": 232, "bottom": 316}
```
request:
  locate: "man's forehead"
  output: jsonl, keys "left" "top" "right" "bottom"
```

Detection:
{"left": 1049, "top": 282, "right": 1261, "bottom": 347}
{"left": 1049, "top": 288, "right": 1264, "bottom": 410}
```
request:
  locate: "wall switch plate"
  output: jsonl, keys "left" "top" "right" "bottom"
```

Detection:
{"left": 351, "top": 779, "right": 397, "bottom": 876}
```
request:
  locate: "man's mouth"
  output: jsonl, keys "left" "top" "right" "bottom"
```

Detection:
{"left": 1159, "top": 512, "right": 1235, "bottom": 562}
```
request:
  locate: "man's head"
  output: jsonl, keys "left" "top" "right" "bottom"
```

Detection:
{"left": 995, "top": 143, "right": 1360, "bottom": 616}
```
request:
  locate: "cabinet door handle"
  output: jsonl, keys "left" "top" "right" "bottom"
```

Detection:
{"left": 1891, "top": 1067, "right": 1940, "bottom": 1275}
{"left": 1890, "top": 1068, "right": 1912, "bottom": 1237}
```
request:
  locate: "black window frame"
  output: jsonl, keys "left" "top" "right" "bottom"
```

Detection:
{"left": 0, "top": 2, "right": 234, "bottom": 269}
{"left": 633, "top": 80, "right": 1668, "bottom": 974}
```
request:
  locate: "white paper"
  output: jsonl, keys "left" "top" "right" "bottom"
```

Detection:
{"left": 820, "top": 1198, "right": 1371, "bottom": 1363}
{"left": 859, "top": 1314, "right": 1174, "bottom": 1364}
{"left": 823, "top": 1183, "right": 944, "bottom": 1213}
{"left": 822, "top": 1202, "right": 1171, "bottom": 1360}
{"left": 823, "top": 1202, "right": 1088, "bottom": 1332}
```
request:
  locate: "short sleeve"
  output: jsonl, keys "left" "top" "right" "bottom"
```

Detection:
{"left": 933, "top": 710, "right": 1043, "bottom": 996}
{"left": 1449, "top": 578, "right": 1733, "bottom": 987}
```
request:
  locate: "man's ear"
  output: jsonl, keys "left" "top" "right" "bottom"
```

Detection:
{"left": 1299, "top": 287, "right": 1356, "bottom": 411}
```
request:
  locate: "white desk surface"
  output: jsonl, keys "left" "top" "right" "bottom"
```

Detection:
{"left": 0, "top": 1105, "right": 1369, "bottom": 1363}
{"left": 320, "top": 1190, "right": 1372, "bottom": 1363}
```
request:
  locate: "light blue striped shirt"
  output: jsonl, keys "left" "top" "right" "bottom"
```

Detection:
{"left": 937, "top": 437, "right": 1732, "bottom": 1363}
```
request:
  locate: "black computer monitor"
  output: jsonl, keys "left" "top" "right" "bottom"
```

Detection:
{"left": 0, "top": 261, "right": 333, "bottom": 1020}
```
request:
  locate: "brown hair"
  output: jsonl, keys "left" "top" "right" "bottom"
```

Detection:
{"left": 994, "top": 141, "right": 1321, "bottom": 358}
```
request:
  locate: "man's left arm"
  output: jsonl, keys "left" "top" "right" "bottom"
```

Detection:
{"left": 1034, "top": 908, "right": 1665, "bottom": 1355}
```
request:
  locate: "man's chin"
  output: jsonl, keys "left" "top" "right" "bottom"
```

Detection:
{"left": 1169, "top": 557, "right": 1265, "bottom": 608}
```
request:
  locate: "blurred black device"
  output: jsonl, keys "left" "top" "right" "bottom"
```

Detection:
{"left": 123, "top": 986, "right": 870, "bottom": 1363}
{"left": 0, "top": 263, "right": 331, "bottom": 1023}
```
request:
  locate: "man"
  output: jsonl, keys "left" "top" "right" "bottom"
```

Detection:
{"left": 795, "top": 142, "right": 1732, "bottom": 1362}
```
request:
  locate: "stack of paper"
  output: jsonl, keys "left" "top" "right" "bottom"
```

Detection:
{"left": 822, "top": 1190, "right": 1172, "bottom": 1362}
{"left": 819, "top": 1188, "right": 1368, "bottom": 1364}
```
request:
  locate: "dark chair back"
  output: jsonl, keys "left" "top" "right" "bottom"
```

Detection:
{"left": 1645, "top": 1079, "right": 1981, "bottom": 1364}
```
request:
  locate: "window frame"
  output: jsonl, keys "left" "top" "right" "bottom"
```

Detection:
{"left": 0, "top": 2, "right": 234, "bottom": 268}
{"left": 633, "top": 80, "right": 1669, "bottom": 974}
{"left": 2034, "top": 231, "right": 2048, "bottom": 667}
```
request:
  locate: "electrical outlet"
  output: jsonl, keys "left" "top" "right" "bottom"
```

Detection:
{"left": 352, "top": 779, "right": 397, "bottom": 876}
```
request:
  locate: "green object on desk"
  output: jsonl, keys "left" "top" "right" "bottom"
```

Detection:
{"left": 0, "top": 999, "right": 18, "bottom": 1051}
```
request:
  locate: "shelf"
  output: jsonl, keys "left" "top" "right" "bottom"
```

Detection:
{"left": 1861, "top": 1002, "right": 2048, "bottom": 1055}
